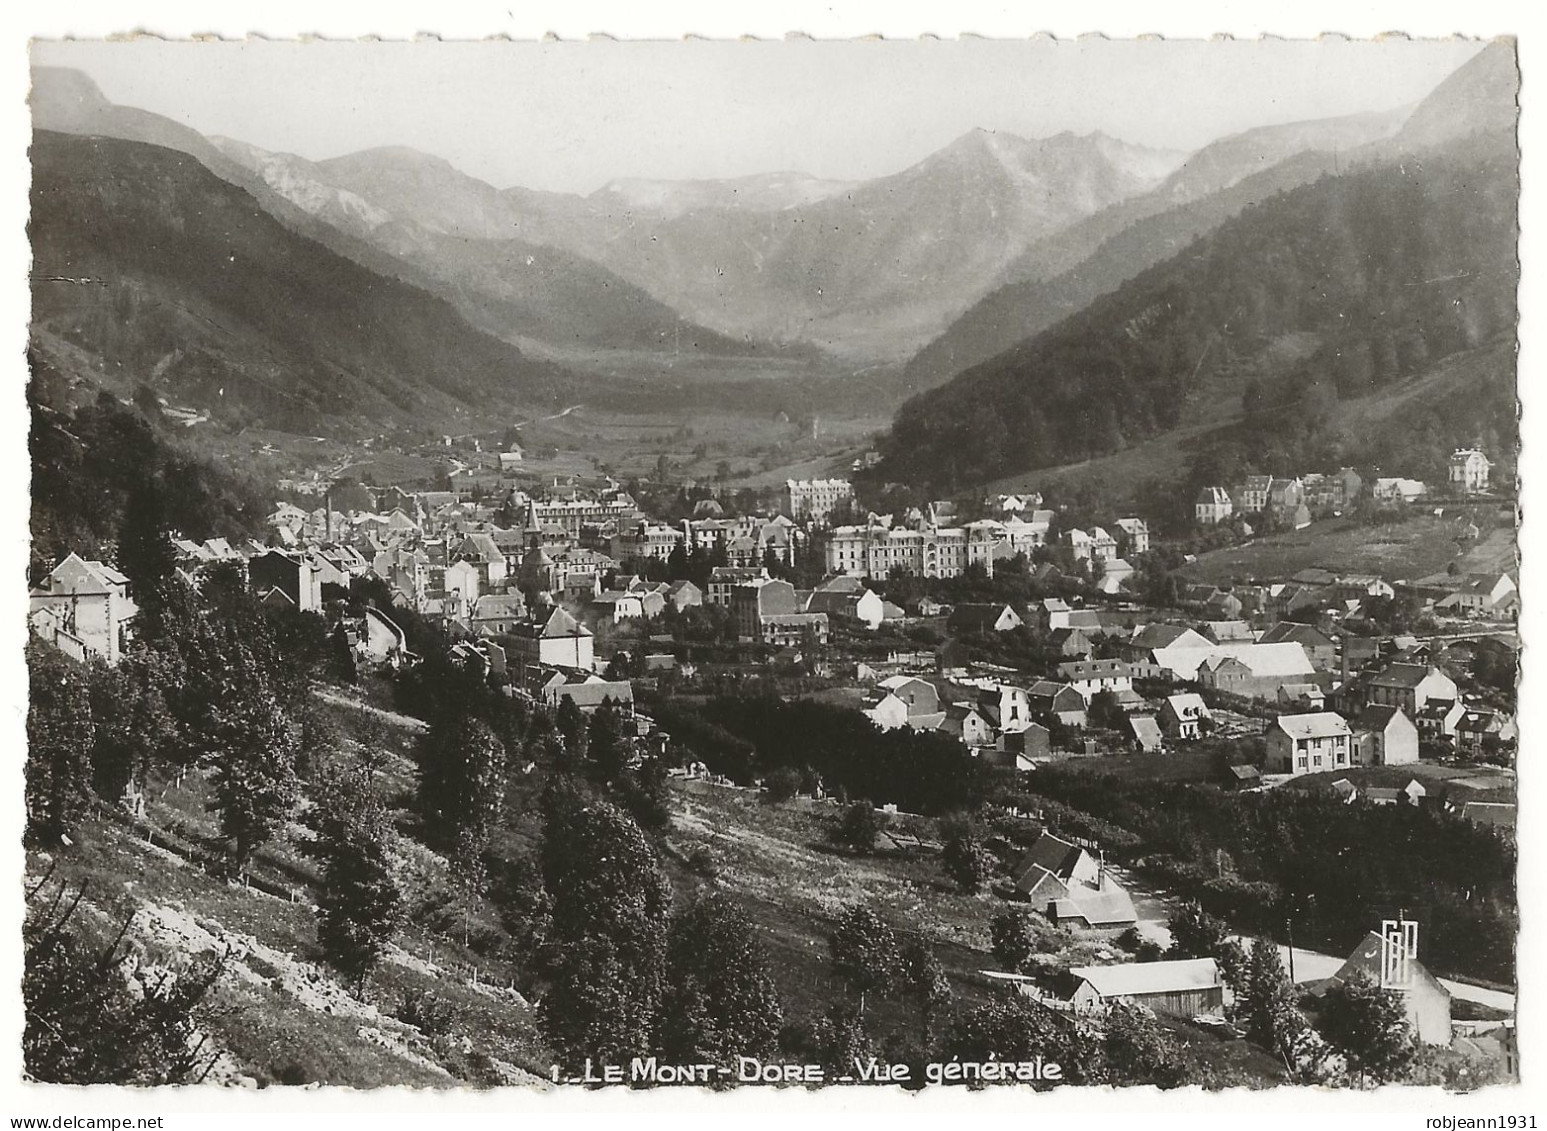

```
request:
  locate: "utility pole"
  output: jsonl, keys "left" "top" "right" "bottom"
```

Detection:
{"left": 1285, "top": 918, "right": 1296, "bottom": 983}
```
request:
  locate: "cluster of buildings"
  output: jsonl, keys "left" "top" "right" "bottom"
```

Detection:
{"left": 817, "top": 492, "right": 1149, "bottom": 594}
{"left": 995, "top": 917, "right": 1463, "bottom": 1055}
{"left": 1194, "top": 451, "right": 1495, "bottom": 528}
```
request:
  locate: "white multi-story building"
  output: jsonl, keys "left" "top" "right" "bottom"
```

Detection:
{"left": 532, "top": 495, "right": 639, "bottom": 539}
{"left": 1114, "top": 517, "right": 1151, "bottom": 555}
{"left": 821, "top": 522, "right": 997, "bottom": 579}
{"left": 612, "top": 522, "right": 684, "bottom": 563}
{"left": 781, "top": 478, "right": 854, "bottom": 524}
{"left": 1448, "top": 448, "right": 1492, "bottom": 494}
{"left": 1195, "top": 487, "right": 1234, "bottom": 525}
{"left": 1266, "top": 712, "right": 1353, "bottom": 776}
{"left": 29, "top": 554, "right": 139, "bottom": 666}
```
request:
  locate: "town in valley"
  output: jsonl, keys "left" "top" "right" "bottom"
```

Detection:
{"left": 22, "top": 36, "right": 1520, "bottom": 1094}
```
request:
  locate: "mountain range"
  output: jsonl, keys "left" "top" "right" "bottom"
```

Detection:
{"left": 27, "top": 42, "right": 1519, "bottom": 460}
{"left": 875, "top": 41, "right": 1520, "bottom": 498}
{"left": 28, "top": 129, "right": 602, "bottom": 433}
{"left": 219, "top": 124, "right": 1188, "bottom": 363}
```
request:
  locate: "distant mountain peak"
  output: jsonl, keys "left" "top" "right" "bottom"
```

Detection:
{"left": 1399, "top": 39, "right": 1518, "bottom": 148}
{"left": 29, "top": 66, "right": 113, "bottom": 122}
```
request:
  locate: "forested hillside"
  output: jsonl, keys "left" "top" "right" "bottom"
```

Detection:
{"left": 29, "top": 131, "right": 606, "bottom": 435}
{"left": 28, "top": 347, "right": 270, "bottom": 578}
{"left": 878, "top": 135, "right": 1517, "bottom": 493}
{"left": 900, "top": 116, "right": 1404, "bottom": 394}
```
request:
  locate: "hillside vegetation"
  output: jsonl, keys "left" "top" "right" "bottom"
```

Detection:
{"left": 900, "top": 116, "right": 1405, "bottom": 395}
{"left": 878, "top": 135, "right": 1517, "bottom": 494}
{"left": 29, "top": 131, "right": 603, "bottom": 435}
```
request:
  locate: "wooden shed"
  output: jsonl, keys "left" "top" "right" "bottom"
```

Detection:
{"left": 1067, "top": 958, "right": 1225, "bottom": 1016}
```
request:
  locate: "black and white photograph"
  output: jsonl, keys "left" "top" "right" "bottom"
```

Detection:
{"left": 9, "top": 7, "right": 1530, "bottom": 1120}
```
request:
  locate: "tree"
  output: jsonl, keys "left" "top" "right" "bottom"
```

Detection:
{"left": 539, "top": 789, "right": 671, "bottom": 1070}
{"left": 1166, "top": 900, "right": 1230, "bottom": 959}
{"left": 1318, "top": 969, "right": 1416, "bottom": 1085}
{"left": 660, "top": 891, "right": 783, "bottom": 1063}
{"left": 989, "top": 909, "right": 1039, "bottom": 974}
{"left": 940, "top": 822, "right": 994, "bottom": 893}
{"left": 416, "top": 715, "right": 507, "bottom": 863}
{"left": 208, "top": 687, "right": 300, "bottom": 874}
{"left": 1088, "top": 689, "right": 1126, "bottom": 731}
{"left": 940, "top": 993, "right": 1096, "bottom": 1086}
{"left": 585, "top": 699, "right": 630, "bottom": 783}
{"left": 313, "top": 763, "right": 404, "bottom": 994}
{"left": 24, "top": 883, "right": 225, "bottom": 1084}
{"left": 806, "top": 1002, "right": 875, "bottom": 1077}
{"left": 831, "top": 801, "right": 886, "bottom": 855}
{"left": 1101, "top": 1005, "right": 1192, "bottom": 1088}
{"left": 898, "top": 936, "right": 951, "bottom": 1044}
{"left": 329, "top": 623, "right": 358, "bottom": 685}
{"left": 554, "top": 697, "right": 588, "bottom": 766}
{"left": 763, "top": 765, "right": 801, "bottom": 803}
{"left": 89, "top": 652, "right": 175, "bottom": 811}
{"left": 829, "top": 905, "right": 901, "bottom": 1013}
{"left": 116, "top": 476, "right": 178, "bottom": 604}
{"left": 25, "top": 643, "right": 96, "bottom": 845}
{"left": 1241, "top": 938, "right": 1306, "bottom": 1062}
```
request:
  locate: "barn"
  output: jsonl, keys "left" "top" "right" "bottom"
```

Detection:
{"left": 1066, "top": 958, "right": 1225, "bottom": 1016}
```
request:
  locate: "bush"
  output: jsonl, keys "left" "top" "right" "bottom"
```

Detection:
{"left": 763, "top": 766, "right": 802, "bottom": 804}
{"left": 831, "top": 802, "right": 887, "bottom": 854}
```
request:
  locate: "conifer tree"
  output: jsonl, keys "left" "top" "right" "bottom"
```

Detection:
{"left": 116, "top": 476, "right": 178, "bottom": 606}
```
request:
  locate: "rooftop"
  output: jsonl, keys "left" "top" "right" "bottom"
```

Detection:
{"left": 1068, "top": 958, "right": 1221, "bottom": 998}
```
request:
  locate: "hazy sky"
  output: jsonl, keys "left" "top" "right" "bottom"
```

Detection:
{"left": 32, "top": 37, "right": 1484, "bottom": 195}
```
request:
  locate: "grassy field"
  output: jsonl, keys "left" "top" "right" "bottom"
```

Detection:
{"left": 515, "top": 404, "right": 885, "bottom": 486}
{"left": 661, "top": 778, "right": 1113, "bottom": 1028}
{"left": 1180, "top": 511, "right": 1517, "bottom": 586}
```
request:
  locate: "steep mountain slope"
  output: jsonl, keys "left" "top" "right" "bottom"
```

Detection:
{"left": 212, "top": 137, "right": 786, "bottom": 360}
{"left": 309, "top": 130, "right": 1182, "bottom": 361}
{"left": 899, "top": 109, "right": 1408, "bottom": 393}
{"left": 500, "top": 129, "right": 1187, "bottom": 360}
{"left": 876, "top": 133, "right": 1517, "bottom": 493}
{"left": 1396, "top": 38, "right": 1518, "bottom": 149}
{"left": 897, "top": 43, "right": 1518, "bottom": 399}
{"left": 29, "top": 130, "right": 595, "bottom": 435}
{"left": 28, "top": 67, "right": 470, "bottom": 308}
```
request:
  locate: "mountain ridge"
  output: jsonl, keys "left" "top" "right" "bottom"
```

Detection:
{"left": 875, "top": 130, "right": 1518, "bottom": 496}
{"left": 28, "top": 129, "right": 618, "bottom": 435}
